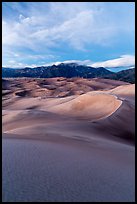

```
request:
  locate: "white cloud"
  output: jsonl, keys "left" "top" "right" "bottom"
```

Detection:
{"left": 3, "top": 3, "right": 133, "bottom": 51}
{"left": 90, "top": 55, "right": 135, "bottom": 68}
{"left": 4, "top": 54, "right": 135, "bottom": 68}
{"left": 2, "top": 53, "right": 56, "bottom": 68}
{"left": 44, "top": 60, "right": 92, "bottom": 66}
{"left": 8, "top": 60, "right": 16, "bottom": 64}
{"left": 2, "top": 2, "right": 135, "bottom": 67}
{"left": 31, "top": 10, "right": 97, "bottom": 50}
{"left": 3, "top": 55, "right": 135, "bottom": 69}
{"left": 40, "top": 56, "right": 135, "bottom": 68}
{"left": 3, "top": 62, "right": 30, "bottom": 68}
{"left": 3, "top": 59, "right": 91, "bottom": 68}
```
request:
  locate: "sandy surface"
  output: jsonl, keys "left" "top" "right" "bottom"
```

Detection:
{"left": 2, "top": 137, "right": 135, "bottom": 202}
{"left": 2, "top": 78, "right": 135, "bottom": 202}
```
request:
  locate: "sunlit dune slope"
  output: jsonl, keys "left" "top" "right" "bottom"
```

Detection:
{"left": 48, "top": 93, "right": 122, "bottom": 120}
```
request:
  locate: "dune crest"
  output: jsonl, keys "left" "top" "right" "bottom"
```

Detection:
{"left": 48, "top": 93, "right": 122, "bottom": 120}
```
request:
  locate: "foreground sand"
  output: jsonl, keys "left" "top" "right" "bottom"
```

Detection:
{"left": 2, "top": 78, "right": 135, "bottom": 202}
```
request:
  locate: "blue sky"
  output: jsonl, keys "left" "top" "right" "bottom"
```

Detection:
{"left": 2, "top": 2, "right": 135, "bottom": 70}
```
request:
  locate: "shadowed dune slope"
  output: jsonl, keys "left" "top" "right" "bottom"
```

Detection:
{"left": 108, "top": 84, "right": 135, "bottom": 101}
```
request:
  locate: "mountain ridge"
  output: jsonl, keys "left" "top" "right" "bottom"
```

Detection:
{"left": 2, "top": 63, "right": 135, "bottom": 83}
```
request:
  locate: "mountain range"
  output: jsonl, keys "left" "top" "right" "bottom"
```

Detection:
{"left": 2, "top": 63, "right": 135, "bottom": 83}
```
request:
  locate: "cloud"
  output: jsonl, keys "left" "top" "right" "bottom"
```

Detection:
{"left": 2, "top": 2, "right": 135, "bottom": 67}
{"left": 3, "top": 62, "right": 30, "bottom": 68}
{"left": 3, "top": 3, "right": 134, "bottom": 50}
{"left": 3, "top": 55, "right": 135, "bottom": 69}
{"left": 40, "top": 56, "right": 135, "bottom": 68}
{"left": 44, "top": 60, "right": 92, "bottom": 66}
{"left": 3, "top": 59, "right": 92, "bottom": 68}
{"left": 90, "top": 55, "right": 135, "bottom": 68}
{"left": 2, "top": 52, "right": 56, "bottom": 68}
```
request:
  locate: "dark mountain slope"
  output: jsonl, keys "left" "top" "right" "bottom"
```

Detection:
{"left": 2, "top": 64, "right": 135, "bottom": 83}
{"left": 104, "top": 68, "right": 135, "bottom": 83}
{"left": 2, "top": 63, "right": 113, "bottom": 78}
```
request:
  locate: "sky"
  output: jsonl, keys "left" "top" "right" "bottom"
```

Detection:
{"left": 2, "top": 2, "right": 135, "bottom": 70}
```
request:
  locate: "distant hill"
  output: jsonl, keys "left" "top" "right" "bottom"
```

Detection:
{"left": 2, "top": 63, "right": 135, "bottom": 83}
{"left": 104, "top": 68, "right": 135, "bottom": 83}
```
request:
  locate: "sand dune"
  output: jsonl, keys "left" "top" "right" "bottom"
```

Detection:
{"left": 2, "top": 77, "right": 130, "bottom": 98}
{"left": 108, "top": 84, "right": 135, "bottom": 101}
{"left": 2, "top": 78, "right": 135, "bottom": 202}
{"left": 48, "top": 93, "right": 122, "bottom": 120}
{"left": 2, "top": 78, "right": 135, "bottom": 142}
